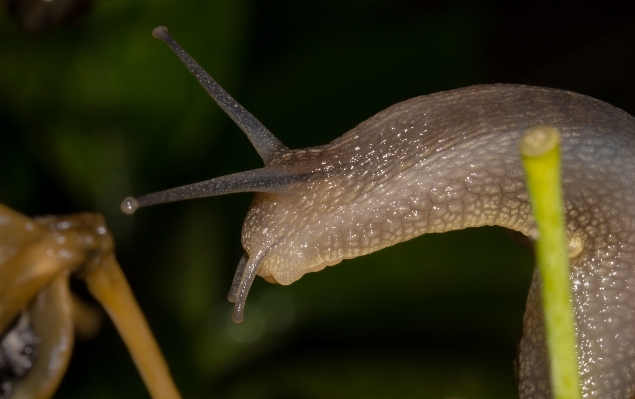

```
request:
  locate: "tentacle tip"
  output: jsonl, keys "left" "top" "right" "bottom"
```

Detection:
{"left": 227, "top": 290, "right": 237, "bottom": 303}
{"left": 152, "top": 26, "right": 169, "bottom": 41}
{"left": 120, "top": 197, "right": 139, "bottom": 215}
{"left": 232, "top": 306, "right": 244, "bottom": 323}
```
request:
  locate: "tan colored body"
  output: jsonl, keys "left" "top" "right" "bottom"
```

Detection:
{"left": 126, "top": 27, "right": 635, "bottom": 399}
{"left": 240, "top": 84, "right": 635, "bottom": 398}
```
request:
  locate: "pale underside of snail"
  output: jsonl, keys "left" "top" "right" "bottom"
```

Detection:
{"left": 122, "top": 26, "right": 635, "bottom": 399}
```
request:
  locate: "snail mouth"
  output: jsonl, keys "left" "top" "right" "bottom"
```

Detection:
{"left": 226, "top": 244, "right": 277, "bottom": 323}
{"left": 307, "top": 259, "right": 342, "bottom": 273}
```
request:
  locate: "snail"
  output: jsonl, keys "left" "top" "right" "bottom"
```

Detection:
{"left": 122, "top": 26, "right": 635, "bottom": 399}
{"left": 0, "top": 204, "right": 182, "bottom": 399}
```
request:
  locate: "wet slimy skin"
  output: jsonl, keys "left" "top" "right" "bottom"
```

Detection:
{"left": 123, "top": 26, "right": 635, "bottom": 398}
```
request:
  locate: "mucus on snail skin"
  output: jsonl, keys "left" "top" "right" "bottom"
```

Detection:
{"left": 123, "top": 26, "right": 635, "bottom": 398}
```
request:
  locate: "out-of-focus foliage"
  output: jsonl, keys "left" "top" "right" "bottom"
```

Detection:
{"left": 1, "top": 0, "right": 95, "bottom": 34}
{"left": 1, "top": 1, "right": 634, "bottom": 398}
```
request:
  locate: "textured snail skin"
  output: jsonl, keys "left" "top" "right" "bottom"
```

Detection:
{"left": 124, "top": 34, "right": 635, "bottom": 396}
{"left": 239, "top": 84, "right": 635, "bottom": 398}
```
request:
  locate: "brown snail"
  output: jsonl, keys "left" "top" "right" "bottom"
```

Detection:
{"left": 123, "top": 26, "right": 635, "bottom": 398}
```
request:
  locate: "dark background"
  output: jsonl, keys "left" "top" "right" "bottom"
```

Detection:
{"left": 1, "top": 1, "right": 634, "bottom": 398}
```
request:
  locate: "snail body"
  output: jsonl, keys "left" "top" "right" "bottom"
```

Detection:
{"left": 124, "top": 27, "right": 635, "bottom": 398}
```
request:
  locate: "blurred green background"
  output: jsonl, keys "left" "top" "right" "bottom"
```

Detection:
{"left": 2, "top": 1, "right": 635, "bottom": 398}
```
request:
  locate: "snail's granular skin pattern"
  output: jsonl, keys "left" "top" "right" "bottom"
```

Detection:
{"left": 241, "top": 84, "right": 635, "bottom": 398}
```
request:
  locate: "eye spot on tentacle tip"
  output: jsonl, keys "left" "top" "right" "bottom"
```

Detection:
{"left": 568, "top": 232, "right": 585, "bottom": 258}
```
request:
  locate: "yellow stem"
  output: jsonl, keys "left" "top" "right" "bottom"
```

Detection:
{"left": 519, "top": 126, "right": 581, "bottom": 399}
{"left": 84, "top": 254, "right": 183, "bottom": 399}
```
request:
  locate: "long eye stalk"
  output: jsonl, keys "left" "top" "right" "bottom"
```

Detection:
{"left": 120, "top": 166, "right": 296, "bottom": 215}
{"left": 120, "top": 27, "right": 298, "bottom": 324}
{"left": 151, "top": 26, "right": 288, "bottom": 164}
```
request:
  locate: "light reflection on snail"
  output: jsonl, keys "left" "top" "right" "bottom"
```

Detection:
{"left": 122, "top": 26, "right": 635, "bottom": 399}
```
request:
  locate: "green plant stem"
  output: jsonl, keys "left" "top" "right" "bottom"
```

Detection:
{"left": 519, "top": 126, "right": 581, "bottom": 399}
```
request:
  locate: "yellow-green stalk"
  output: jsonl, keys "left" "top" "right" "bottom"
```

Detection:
{"left": 519, "top": 126, "right": 581, "bottom": 399}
